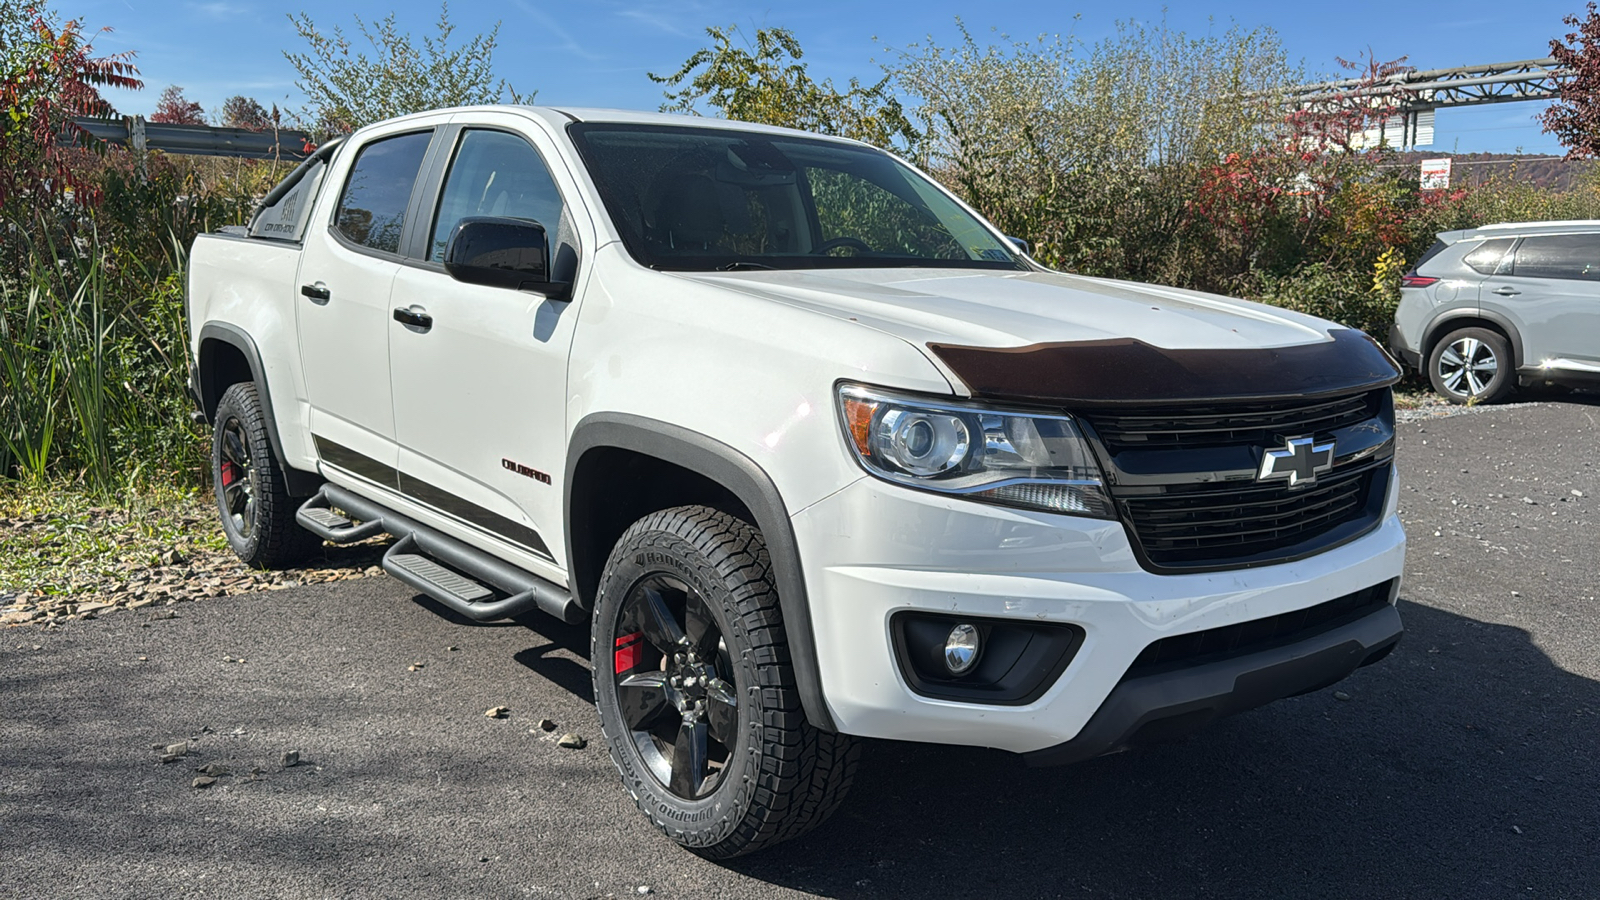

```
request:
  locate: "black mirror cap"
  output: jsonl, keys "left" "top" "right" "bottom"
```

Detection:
{"left": 1006, "top": 235, "right": 1031, "bottom": 256}
{"left": 443, "top": 216, "right": 570, "bottom": 298}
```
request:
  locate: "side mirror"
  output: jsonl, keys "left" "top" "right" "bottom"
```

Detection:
{"left": 443, "top": 216, "right": 569, "bottom": 298}
{"left": 1006, "top": 235, "right": 1031, "bottom": 256}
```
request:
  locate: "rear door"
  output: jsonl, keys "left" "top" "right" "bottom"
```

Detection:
{"left": 386, "top": 115, "right": 589, "bottom": 571}
{"left": 295, "top": 127, "right": 436, "bottom": 483}
{"left": 1479, "top": 233, "right": 1600, "bottom": 367}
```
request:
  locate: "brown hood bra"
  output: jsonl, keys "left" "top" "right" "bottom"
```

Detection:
{"left": 928, "top": 329, "right": 1401, "bottom": 408}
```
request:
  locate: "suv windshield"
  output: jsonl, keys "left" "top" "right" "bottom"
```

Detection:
{"left": 568, "top": 123, "right": 1026, "bottom": 272}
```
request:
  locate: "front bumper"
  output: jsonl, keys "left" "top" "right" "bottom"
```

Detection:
{"left": 790, "top": 475, "right": 1406, "bottom": 755}
{"left": 1023, "top": 599, "right": 1400, "bottom": 765}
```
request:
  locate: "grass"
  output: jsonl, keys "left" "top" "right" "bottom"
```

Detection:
{"left": 0, "top": 481, "right": 388, "bottom": 621}
{"left": 0, "top": 482, "right": 225, "bottom": 600}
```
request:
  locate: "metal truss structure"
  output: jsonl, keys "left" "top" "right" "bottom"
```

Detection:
{"left": 1287, "top": 58, "right": 1564, "bottom": 112}
{"left": 1281, "top": 58, "right": 1566, "bottom": 149}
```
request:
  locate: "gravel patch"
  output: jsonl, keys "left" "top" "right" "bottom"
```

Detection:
{"left": 0, "top": 496, "right": 388, "bottom": 628}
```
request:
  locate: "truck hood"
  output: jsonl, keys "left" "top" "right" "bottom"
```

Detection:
{"left": 680, "top": 267, "right": 1400, "bottom": 405}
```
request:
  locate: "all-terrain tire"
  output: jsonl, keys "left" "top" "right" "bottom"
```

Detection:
{"left": 592, "top": 505, "right": 859, "bottom": 859}
{"left": 1427, "top": 326, "right": 1515, "bottom": 405}
{"left": 211, "top": 382, "right": 321, "bottom": 569}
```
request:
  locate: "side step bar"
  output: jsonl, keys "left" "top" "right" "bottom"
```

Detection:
{"left": 295, "top": 485, "right": 584, "bottom": 625}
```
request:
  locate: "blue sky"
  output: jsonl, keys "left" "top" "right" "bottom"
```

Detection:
{"left": 71, "top": 0, "right": 1578, "bottom": 155}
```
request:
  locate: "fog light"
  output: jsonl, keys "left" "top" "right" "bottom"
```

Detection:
{"left": 943, "top": 623, "right": 981, "bottom": 675}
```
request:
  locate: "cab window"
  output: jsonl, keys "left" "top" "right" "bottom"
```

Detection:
{"left": 430, "top": 130, "right": 567, "bottom": 264}
{"left": 1510, "top": 234, "right": 1600, "bottom": 281}
{"left": 333, "top": 130, "right": 433, "bottom": 254}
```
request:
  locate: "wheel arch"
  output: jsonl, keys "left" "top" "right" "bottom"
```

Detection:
{"left": 1421, "top": 311, "right": 1524, "bottom": 372}
{"left": 565, "top": 412, "right": 837, "bottom": 733}
{"left": 196, "top": 322, "right": 320, "bottom": 497}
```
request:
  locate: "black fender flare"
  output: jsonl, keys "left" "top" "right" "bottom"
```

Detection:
{"left": 1422, "top": 309, "right": 1526, "bottom": 371}
{"left": 565, "top": 412, "right": 836, "bottom": 733}
{"left": 195, "top": 322, "right": 321, "bottom": 497}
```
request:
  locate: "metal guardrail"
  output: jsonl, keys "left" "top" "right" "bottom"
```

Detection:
{"left": 72, "top": 116, "right": 313, "bottom": 161}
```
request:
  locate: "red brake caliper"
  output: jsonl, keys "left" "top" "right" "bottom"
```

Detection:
{"left": 220, "top": 461, "right": 237, "bottom": 487}
{"left": 614, "top": 632, "right": 643, "bottom": 674}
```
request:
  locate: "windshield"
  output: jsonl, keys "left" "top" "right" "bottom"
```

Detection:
{"left": 568, "top": 123, "right": 1026, "bottom": 272}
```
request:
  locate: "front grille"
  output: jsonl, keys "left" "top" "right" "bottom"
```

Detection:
{"left": 1119, "top": 463, "right": 1381, "bottom": 568}
{"left": 1079, "top": 388, "right": 1393, "bottom": 572}
{"left": 1089, "top": 392, "right": 1377, "bottom": 453}
{"left": 1125, "top": 579, "right": 1395, "bottom": 678}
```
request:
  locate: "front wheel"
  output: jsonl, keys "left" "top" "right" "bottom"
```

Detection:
{"left": 1428, "top": 326, "right": 1515, "bottom": 405}
{"left": 592, "top": 506, "right": 858, "bottom": 858}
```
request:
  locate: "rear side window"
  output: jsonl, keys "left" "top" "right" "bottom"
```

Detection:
{"left": 1511, "top": 233, "right": 1600, "bottom": 281}
{"left": 334, "top": 130, "right": 433, "bottom": 254}
{"left": 1413, "top": 239, "right": 1448, "bottom": 272}
{"left": 1462, "top": 238, "right": 1514, "bottom": 275}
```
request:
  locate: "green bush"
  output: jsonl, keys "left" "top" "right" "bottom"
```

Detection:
{"left": 1248, "top": 262, "right": 1397, "bottom": 339}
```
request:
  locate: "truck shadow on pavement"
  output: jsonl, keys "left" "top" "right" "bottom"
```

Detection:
{"left": 718, "top": 600, "right": 1599, "bottom": 898}
{"left": 408, "top": 594, "right": 596, "bottom": 701}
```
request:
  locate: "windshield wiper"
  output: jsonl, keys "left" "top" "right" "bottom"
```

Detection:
{"left": 714, "top": 261, "right": 776, "bottom": 271}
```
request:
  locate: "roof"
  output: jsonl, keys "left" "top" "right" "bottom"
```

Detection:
{"left": 1439, "top": 220, "right": 1600, "bottom": 244}
{"left": 527, "top": 105, "right": 867, "bottom": 144}
{"left": 340, "top": 104, "right": 873, "bottom": 151}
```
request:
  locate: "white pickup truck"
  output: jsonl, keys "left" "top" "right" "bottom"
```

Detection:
{"left": 187, "top": 105, "right": 1406, "bottom": 857}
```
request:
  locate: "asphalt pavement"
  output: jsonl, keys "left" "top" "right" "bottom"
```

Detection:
{"left": 3, "top": 399, "right": 1598, "bottom": 899}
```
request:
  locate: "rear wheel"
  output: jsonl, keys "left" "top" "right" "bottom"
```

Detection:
{"left": 212, "top": 382, "right": 321, "bottom": 568}
{"left": 592, "top": 506, "right": 858, "bottom": 858}
{"left": 1428, "top": 326, "right": 1514, "bottom": 404}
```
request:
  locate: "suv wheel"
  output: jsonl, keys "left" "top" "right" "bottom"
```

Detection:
{"left": 592, "top": 506, "right": 858, "bottom": 858}
{"left": 211, "top": 382, "right": 321, "bottom": 568}
{"left": 1428, "top": 326, "right": 1514, "bottom": 405}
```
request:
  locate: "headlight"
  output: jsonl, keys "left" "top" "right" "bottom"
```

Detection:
{"left": 836, "top": 383, "right": 1114, "bottom": 518}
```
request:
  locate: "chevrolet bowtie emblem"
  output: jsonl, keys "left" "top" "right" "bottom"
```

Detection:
{"left": 1258, "top": 435, "right": 1336, "bottom": 487}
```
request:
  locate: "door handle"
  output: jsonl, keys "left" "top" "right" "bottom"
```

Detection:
{"left": 1491, "top": 286, "right": 1520, "bottom": 297}
{"left": 301, "top": 283, "right": 330, "bottom": 302}
{"left": 393, "top": 306, "right": 433, "bottom": 331}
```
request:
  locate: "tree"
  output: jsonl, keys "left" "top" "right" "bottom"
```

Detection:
{"left": 150, "top": 84, "right": 204, "bottom": 124}
{"left": 1542, "top": 3, "right": 1600, "bottom": 158}
{"left": 890, "top": 19, "right": 1300, "bottom": 278}
{"left": 220, "top": 94, "right": 270, "bottom": 130}
{"left": 650, "top": 25, "right": 916, "bottom": 149}
{"left": 283, "top": 1, "right": 524, "bottom": 135}
{"left": 0, "top": 4, "right": 141, "bottom": 208}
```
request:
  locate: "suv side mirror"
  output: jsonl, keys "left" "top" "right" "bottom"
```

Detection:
{"left": 443, "top": 216, "right": 569, "bottom": 298}
{"left": 1006, "top": 236, "right": 1031, "bottom": 256}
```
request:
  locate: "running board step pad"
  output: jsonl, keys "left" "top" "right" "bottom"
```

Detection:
{"left": 384, "top": 553, "right": 494, "bottom": 603}
{"left": 295, "top": 491, "right": 389, "bottom": 543}
{"left": 299, "top": 507, "right": 352, "bottom": 530}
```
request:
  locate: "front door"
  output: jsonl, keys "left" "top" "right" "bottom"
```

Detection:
{"left": 1479, "top": 232, "right": 1600, "bottom": 368}
{"left": 296, "top": 127, "right": 435, "bottom": 479}
{"left": 387, "top": 119, "right": 587, "bottom": 569}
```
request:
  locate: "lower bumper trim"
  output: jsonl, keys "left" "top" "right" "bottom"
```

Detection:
{"left": 1023, "top": 603, "right": 1403, "bottom": 767}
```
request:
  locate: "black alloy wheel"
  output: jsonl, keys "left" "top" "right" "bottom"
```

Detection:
{"left": 612, "top": 573, "right": 740, "bottom": 801}
{"left": 592, "top": 505, "right": 859, "bottom": 858}
{"left": 218, "top": 415, "right": 258, "bottom": 542}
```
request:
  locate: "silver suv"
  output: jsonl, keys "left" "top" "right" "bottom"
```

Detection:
{"left": 1390, "top": 220, "right": 1600, "bottom": 403}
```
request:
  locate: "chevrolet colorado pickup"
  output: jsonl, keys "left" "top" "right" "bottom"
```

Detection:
{"left": 187, "top": 106, "right": 1406, "bottom": 857}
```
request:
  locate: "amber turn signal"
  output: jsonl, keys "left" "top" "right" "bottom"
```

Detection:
{"left": 842, "top": 395, "right": 879, "bottom": 457}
